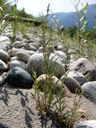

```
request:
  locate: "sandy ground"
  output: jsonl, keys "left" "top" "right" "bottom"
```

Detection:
{"left": 0, "top": 84, "right": 96, "bottom": 128}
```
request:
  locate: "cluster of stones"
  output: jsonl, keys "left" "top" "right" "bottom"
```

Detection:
{"left": 0, "top": 26, "right": 96, "bottom": 127}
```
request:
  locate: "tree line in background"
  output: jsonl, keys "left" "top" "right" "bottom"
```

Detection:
{"left": 0, "top": 0, "right": 96, "bottom": 44}
{"left": 0, "top": 0, "right": 34, "bottom": 19}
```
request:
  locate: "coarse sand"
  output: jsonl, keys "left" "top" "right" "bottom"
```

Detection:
{"left": 0, "top": 84, "right": 96, "bottom": 128}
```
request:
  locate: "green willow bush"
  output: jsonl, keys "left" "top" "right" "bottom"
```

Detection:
{"left": 32, "top": 4, "right": 83, "bottom": 128}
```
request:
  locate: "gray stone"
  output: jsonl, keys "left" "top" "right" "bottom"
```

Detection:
{"left": 8, "top": 48, "right": 21, "bottom": 56}
{"left": 6, "top": 67, "right": 33, "bottom": 88}
{"left": 38, "top": 46, "right": 43, "bottom": 53}
{"left": 29, "top": 42, "right": 40, "bottom": 49}
{"left": 54, "top": 50, "right": 67, "bottom": 63}
{"left": 0, "top": 36, "right": 10, "bottom": 43}
{"left": 26, "top": 44, "right": 37, "bottom": 51}
{"left": 81, "top": 81, "right": 96, "bottom": 103}
{"left": 0, "top": 49, "right": 10, "bottom": 63}
{"left": 0, "top": 36, "right": 10, "bottom": 46}
{"left": 9, "top": 48, "right": 35, "bottom": 57}
{"left": 16, "top": 51, "right": 30, "bottom": 63}
{"left": 27, "top": 53, "right": 65, "bottom": 78}
{"left": 9, "top": 60, "right": 26, "bottom": 70}
{"left": 0, "top": 43, "right": 10, "bottom": 51}
{"left": 11, "top": 56, "right": 18, "bottom": 61}
{"left": 12, "top": 41, "right": 23, "bottom": 48}
{"left": 69, "top": 58, "right": 95, "bottom": 80}
{"left": 69, "top": 58, "right": 94, "bottom": 73}
{"left": 0, "top": 36, "right": 10, "bottom": 51}
{"left": 36, "top": 74, "right": 72, "bottom": 97}
{"left": 67, "top": 71, "right": 86, "bottom": 85}
{"left": 0, "top": 59, "right": 7, "bottom": 70}
{"left": 26, "top": 50, "right": 35, "bottom": 55}
{"left": 0, "top": 73, "right": 6, "bottom": 87}
{"left": 61, "top": 75, "right": 81, "bottom": 93}
{"left": 73, "top": 120, "right": 96, "bottom": 128}
{"left": 54, "top": 44, "right": 66, "bottom": 52}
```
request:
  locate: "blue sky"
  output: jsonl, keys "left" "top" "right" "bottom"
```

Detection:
{"left": 16, "top": 0, "right": 96, "bottom": 16}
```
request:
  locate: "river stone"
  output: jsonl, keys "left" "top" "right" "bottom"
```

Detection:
{"left": 38, "top": 46, "right": 54, "bottom": 53}
{"left": 6, "top": 67, "right": 33, "bottom": 88}
{"left": 0, "top": 36, "right": 10, "bottom": 51}
{"left": 54, "top": 44, "right": 66, "bottom": 52}
{"left": 27, "top": 53, "right": 65, "bottom": 78}
{"left": 8, "top": 48, "right": 21, "bottom": 56}
{"left": 67, "top": 71, "right": 86, "bottom": 85}
{"left": 29, "top": 42, "right": 40, "bottom": 49}
{"left": 0, "top": 49, "right": 10, "bottom": 63}
{"left": 61, "top": 76, "right": 81, "bottom": 93}
{"left": 25, "top": 44, "right": 37, "bottom": 51}
{"left": 81, "top": 81, "right": 96, "bottom": 103}
{"left": 69, "top": 58, "right": 94, "bottom": 72}
{"left": 9, "top": 48, "right": 35, "bottom": 56}
{"left": 54, "top": 50, "right": 67, "bottom": 63}
{"left": 0, "top": 43, "right": 10, "bottom": 51}
{"left": 16, "top": 51, "right": 30, "bottom": 63}
{"left": 36, "top": 74, "right": 72, "bottom": 97}
{"left": 38, "top": 46, "right": 43, "bottom": 52}
{"left": 9, "top": 60, "right": 26, "bottom": 70}
{"left": 0, "top": 36, "right": 10, "bottom": 46}
{"left": 69, "top": 58, "right": 95, "bottom": 80}
{"left": 0, "top": 59, "right": 7, "bottom": 70}
{"left": 73, "top": 120, "right": 96, "bottom": 128}
{"left": 88, "top": 69, "right": 96, "bottom": 81}
{"left": 25, "top": 50, "right": 35, "bottom": 55}
{"left": 0, "top": 36, "right": 10, "bottom": 43}
{"left": 11, "top": 56, "right": 18, "bottom": 61}
{"left": 0, "top": 73, "right": 6, "bottom": 87}
{"left": 12, "top": 41, "right": 23, "bottom": 48}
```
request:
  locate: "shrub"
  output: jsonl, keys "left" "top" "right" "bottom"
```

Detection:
{"left": 32, "top": 4, "right": 83, "bottom": 128}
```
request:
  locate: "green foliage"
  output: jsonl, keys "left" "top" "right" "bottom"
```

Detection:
{"left": 51, "top": 14, "right": 64, "bottom": 35}
{"left": 73, "top": 0, "right": 88, "bottom": 56}
{"left": 68, "top": 26, "right": 77, "bottom": 38}
{"left": 0, "top": 0, "right": 10, "bottom": 35}
{"left": 32, "top": 4, "right": 59, "bottom": 116}
{"left": 64, "top": 90, "right": 83, "bottom": 127}
{"left": 31, "top": 4, "right": 83, "bottom": 128}
{"left": 17, "top": 8, "right": 34, "bottom": 19}
{"left": 11, "top": 0, "right": 19, "bottom": 44}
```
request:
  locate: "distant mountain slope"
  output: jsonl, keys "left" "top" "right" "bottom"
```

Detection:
{"left": 48, "top": 4, "right": 96, "bottom": 30}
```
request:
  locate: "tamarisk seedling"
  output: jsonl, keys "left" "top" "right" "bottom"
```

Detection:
{"left": 32, "top": 4, "right": 60, "bottom": 117}
{"left": 31, "top": 4, "right": 83, "bottom": 128}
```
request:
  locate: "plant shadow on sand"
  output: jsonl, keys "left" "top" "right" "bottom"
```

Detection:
{"left": 0, "top": 85, "right": 10, "bottom": 106}
{"left": 0, "top": 84, "right": 65, "bottom": 128}
{"left": 0, "top": 84, "right": 33, "bottom": 128}
{"left": 0, "top": 84, "right": 96, "bottom": 128}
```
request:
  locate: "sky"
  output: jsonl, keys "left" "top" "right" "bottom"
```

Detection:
{"left": 15, "top": 0, "right": 96, "bottom": 16}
